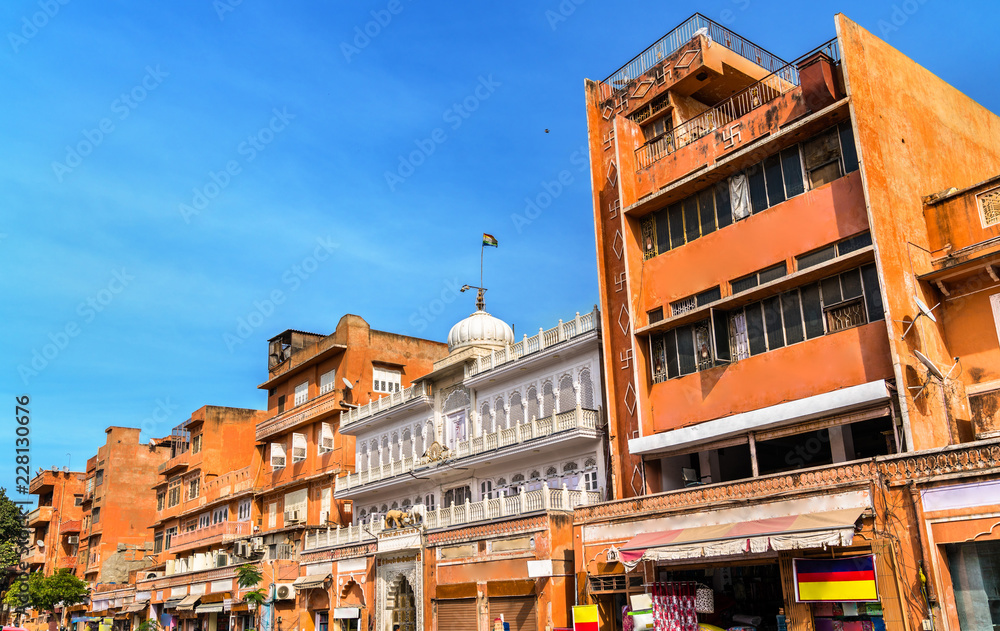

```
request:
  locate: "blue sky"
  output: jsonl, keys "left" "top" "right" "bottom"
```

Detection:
{"left": 2, "top": 0, "right": 997, "bottom": 493}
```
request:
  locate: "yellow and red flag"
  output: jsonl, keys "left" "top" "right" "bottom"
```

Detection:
{"left": 794, "top": 555, "right": 879, "bottom": 602}
{"left": 573, "top": 604, "right": 599, "bottom": 631}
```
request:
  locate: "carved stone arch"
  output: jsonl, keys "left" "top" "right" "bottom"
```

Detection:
{"left": 480, "top": 401, "right": 493, "bottom": 434}
{"left": 494, "top": 395, "right": 507, "bottom": 430}
{"left": 558, "top": 373, "right": 576, "bottom": 413}
{"left": 390, "top": 431, "right": 400, "bottom": 461}
{"left": 508, "top": 391, "right": 524, "bottom": 426}
{"left": 443, "top": 387, "right": 470, "bottom": 412}
{"left": 526, "top": 385, "right": 539, "bottom": 421}
{"left": 579, "top": 366, "right": 595, "bottom": 409}
{"left": 541, "top": 381, "right": 555, "bottom": 417}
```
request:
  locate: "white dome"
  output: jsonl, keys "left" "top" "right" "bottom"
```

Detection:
{"left": 447, "top": 309, "right": 515, "bottom": 352}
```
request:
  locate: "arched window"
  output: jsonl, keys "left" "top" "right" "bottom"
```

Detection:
{"left": 401, "top": 428, "right": 412, "bottom": 460}
{"left": 444, "top": 389, "right": 470, "bottom": 412}
{"left": 558, "top": 374, "right": 576, "bottom": 413}
{"left": 495, "top": 397, "right": 507, "bottom": 431}
{"left": 369, "top": 440, "right": 378, "bottom": 469}
{"left": 508, "top": 392, "right": 524, "bottom": 426}
{"left": 584, "top": 457, "right": 599, "bottom": 492}
{"left": 480, "top": 402, "right": 492, "bottom": 434}
{"left": 380, "top": 503, "right": 389, "bottom": 514}
{"left": 381, "top": 436, "right": 390, "bottom": 465}
{"left": 359, "top": 509, "right": 367, "bottom": 524}
{"left": 563, "top": 462, "right": 579, "bottom": 472}
{"left": 358, "top": 443, "right": 368, "bottom": 473}
{"left": 480, "top": 480, "right": 493, "bottom": 500}
{"left": 546, "top": 466, "right": 559, "bottom": 489}
{"left": 579, "top": 368, "right": 595, "bottom": 409}
{"left": 496, "top": 478, "right": 508, "bottom": 497}
{"left": 390, "top": 432, "right": 400, "bottom": 462}
{"left": 511, "top": 473, "right": 525, "bottom": 495}
{"left": 402, "top": 498, "right": 411, "bottom": 509}
{"left": 391, "top": 501, "right": 399, "bottom": 510}
{"left": 542, "top": 382, "right": 554, "bottom": 418}
{"left": 564, "top": 462, "right": 581, "bottom": 491}
{"left": 527, "top": 386, "right": 539, "bottom": 421}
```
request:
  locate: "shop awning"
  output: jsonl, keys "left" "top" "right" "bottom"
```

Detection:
{"left": 333, "top": 608, "right": 360, "bottom": 619}
{"left": 620, "top": 507, "right": 865, "bottom": 569}
{"left": 195, "top": 604, "right": 224, "bottom": 614}
{"left": 175, "top": 595, "right": 201, "bottom": 611}
{"left": 162, "top": 597, "right": 185, "bottom": 609}
{"left": 293, "top": 574, "right": 331, "bottom": 590}
{"left": 123, "top": 603, "right": 148, "bottom": 614}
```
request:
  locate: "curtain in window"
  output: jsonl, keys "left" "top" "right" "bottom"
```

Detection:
{"left": 729, "top": 173, "right": 751, "bottom": 221}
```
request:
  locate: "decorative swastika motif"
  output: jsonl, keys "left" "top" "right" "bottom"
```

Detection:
{"left": 620, "top": 349, "right": 633, "bottom": 370}
{"left": 602, "top": 130, "right": 615, "bottom": 151}
{"left": 614, "top": 272, "right": 626, "bottom": 292}
{"left": 609, "top": 199, "right": 621, "bottom": 219}
{"left": 721, "top": 123, "right": 743, "bottom": 150}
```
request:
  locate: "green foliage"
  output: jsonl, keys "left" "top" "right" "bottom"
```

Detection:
{"left": 3, "top": 574, "right": 30, "bottom": 611}
{"left": 0, "top": 488, "right": 26, "bottom": 543}
{"left": 136, "top": 619, "right": 162, "bottom": 631}
{"left": 0, "top": 488, "right": 29, "bottom": 597}
{"left": 236, "top": 564, "right": 263, "bottom": 589}
{"left": 4, "top": 570, "right": 88, "bottom": 614}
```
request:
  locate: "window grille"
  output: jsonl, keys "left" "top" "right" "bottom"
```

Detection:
{"left": 978, "top": 186, "right": 1000, "bottom": 227}
{"left": 270, "top": 443, "right": 286, "bottom": 468}
{"left": 292, "top": 433, "right": 307, "bottom": 462}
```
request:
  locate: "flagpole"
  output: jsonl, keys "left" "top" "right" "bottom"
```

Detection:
{"left": 480, "top": 243, "right": 484, "bottom": 291}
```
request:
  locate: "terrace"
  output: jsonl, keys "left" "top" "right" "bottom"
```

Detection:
{"left": 255, "top": 387, "right": 346, "bottom": 441}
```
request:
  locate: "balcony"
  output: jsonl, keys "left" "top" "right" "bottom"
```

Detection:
{"left": 341, "top": 382, "right": 433, "bottom": 431}
{"left": 202, "top": 466, "right": 254, "bottom": 500}
{"left": 336, "top": 407, "right": 600, "bottom": 496}
{"left": 305, "top": 486, "right": 601, "bottom": 551}
{"left": 23, "top": 544, "right": 45, "bottom": 567}
{"left": 158, "top": 450, "right": 190, "bottom": 475}
{"left": 29, "top": 470, "right": 60, "bottom": 494}
{"left": 168, "top": 521, "right": 252, "bottom": 554}
{"left": 27, "top": 505, "right": 53, "bottom": 526}
{"left": 61, "top": 519, "right": 82, "bottom": 533}
{"left": 465, "top": 308, "right": 600, "bottom": 379}
{"left": 256, "top": 389, "right": 345, "bottom": 441}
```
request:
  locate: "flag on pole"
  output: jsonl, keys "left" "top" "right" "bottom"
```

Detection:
{"left": 483, "top": 233, "right": 498, "bottom": 247}
{"left": 573, "top": 604, "right": 599, "bottom": 631}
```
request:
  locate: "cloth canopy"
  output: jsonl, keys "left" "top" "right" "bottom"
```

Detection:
{"left": 293, "top": 574, "right": 331, "bottom": 590}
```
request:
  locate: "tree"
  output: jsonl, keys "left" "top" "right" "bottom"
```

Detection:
{"left": 236, "top": 564, "right": 266, "bottom": 631}
{"left": 0, "top": 488, "right": 28, "bottom": 598}
{"left": 3, "top": 571, "right": 88, "bottom": 618}
{"left": 136, "top": 619, "right": 162, "bottom": 631}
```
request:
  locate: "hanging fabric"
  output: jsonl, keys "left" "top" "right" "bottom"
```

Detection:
{"left": 729, "top": 173, "right": 751, "bottom": 222}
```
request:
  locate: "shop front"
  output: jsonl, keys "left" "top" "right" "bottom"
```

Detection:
{"left": 579, "top": 491, "right": 909, "bottom": 631}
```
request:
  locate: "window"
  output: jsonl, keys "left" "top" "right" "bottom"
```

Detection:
{"left": 268, "top": 502, "right": 277, "bottom": 528}
{"left": 318, "top": 423, "right": 334, "bottom": 454}
{"left": 153, "top": 532, "right": 163, "bottom": 554}
{"left": 373, "top": 367, "right": 401, "bottom": 393}
{"left": 731, "top": 263, "right": 787, "bottom": 294}
{"left": 446, "top": 410, "right": 467, "bottom": 448}
{"left": 292, "top": 433, "right": 307, "bottom": 462}
{"left": 670, "top": 286, "right": 721, "bottom": 317}
{"left": 444, "top": 486, "right": 471, "bottom": 508}
{"left": 294, "top": 382, "right": 308, "bottom": 406}
{"left": 212, "top": 507, "right": 228, "bottom": 524}
{"left": 424, "top": 493, "right": 436, "bottom": 511}
{"left": 156, "top": 492, "right": 165, "bottom": 511}
{"left": 584, "top": 470, "right": 599, "bottom": 492}
{"left": 164, "top": 527, "right": 177, "bottom": 550}
{"left": 167, "top": 478, "right": 181, "bottom": 508}
{"left": 238, "top": 499, "right": 252, "bottom": 521}
{"left": 92, "top": 507, "right": 100, "bottom": 523}
{"left": 74, "top": 496, "right": 83, "bottom": 507}
{"left": 979, "top": 186, "right": 1000, "bottom": 228}
{"left": 651, "top": 264, "right": 883, "bottom": 381}
{"left": 187, "top": 476, "right": 200, "bottom": 500}
{"left": 277, "top": 395, "right": 286, "bottom": 414}
{"left": 183, "top": 519, "right": 196, "bottom": 533}
{"left": 191, "top": 434, "right": 202, "bottom": 454}
{"left": 640, "top": 123, "right": 858, "bottom": 257}
{"left": 95, "top": 470, "right": 104, "bottom": 486}
{"left": 797, "top": 232, "right": 873, "bottom": 271}
{"left": 481, "top": 480, "right": 493, "bottom": 500}
{"left": 320, "top": 370, "right": 336, "bottom": 395}
{"left": 270, "top": 442, "right": 287, "bottom": 469}
{"left": 648, "top": 307, "right": 664, "bottom": 324}
{"left": 199, "top": 513, "right": 210, "bottom": 529}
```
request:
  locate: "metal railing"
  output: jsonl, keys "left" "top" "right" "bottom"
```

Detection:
{"left": 635, "top": 38, "right": 840, "bottom": 170}
{"left": 304, "top": 486, "right": 601, "bottom": 551}
{"left": 336, "top": 407, "right": 599, "bottom": 494}
{"left": 342, "top": 382, "right": 432, "bottom": 429}
{"left": 255, "top": 389, "right": 344, "bottom": 441}
{"left": 168, "top": 521, "right": 252, "bottom": 553}
{"left": 600, "top": 14, "right": 788, "bottom": 102}
{"left": 466, "top": 307, "right": 600, "bottom": 378}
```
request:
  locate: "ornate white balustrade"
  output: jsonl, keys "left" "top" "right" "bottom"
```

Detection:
{"left": 304, "top": 486, "right": 601, "bottom": 551}
{"left": 342, "top": 381, "right": 432, "bottom": 430}
{"left": 335, "top": 407, "right": 599, "bottom": 494}
{"left": 465, "top": 307, "right": 600, "bottom": 379}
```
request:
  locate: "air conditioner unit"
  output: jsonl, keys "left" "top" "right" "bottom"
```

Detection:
{"left": 67, "top": 535, "right": 79, "bottom": 544}
{"left": 284, "top": 510, "right": 301, "bottom": 524}
{"left": 273, "top": 583, "right": 295, "bottom": 600}
{"left": 235, "top": 542, "right": 250, "bottom": 557}
{"left": 144, "top": 571, "right": 163, "bottom": 580}
{"left": 251, "top": 537, "right": 264, "bottom": 550}
{"left": 216, "top": 553, "right": 229, "bottom": 568}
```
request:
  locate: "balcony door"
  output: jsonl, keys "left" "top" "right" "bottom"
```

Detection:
{"left": 446, "top": 410, "right": 467, "bottom": 449}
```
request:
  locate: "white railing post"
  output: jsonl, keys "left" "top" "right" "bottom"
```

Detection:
{"left": 538, "top": 327, "right": 545, "bottom": 350}
{"left": 562, "top": 483, "right": 570, "bottom": 508}
{"left": 557, "top": 319, "right": 565, "bottom": 342}
{"left": 574, "top": 311, "right": 582, "bottom": 335}
{"left": 542, "top": 487, "right": 551, "bottom": 511}
{"left": 519, "top": 488, "right": 527, "bottom": 514}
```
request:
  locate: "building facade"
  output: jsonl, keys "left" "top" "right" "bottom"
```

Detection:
{"left": 580, "top": 12, "right": 1000, "bottom": 631}
{"left": 25, "top": 468, "right": 85, "bottom": 577}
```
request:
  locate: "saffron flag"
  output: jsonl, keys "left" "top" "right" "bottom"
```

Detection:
{"left": 483, "top": 233, "right": 498, "bottom": 247}
{"left": 794, "top": 555, "right": 879, "bottom": 602}
{"left": 574, "top": 604, "right": 599, "bottom": 631}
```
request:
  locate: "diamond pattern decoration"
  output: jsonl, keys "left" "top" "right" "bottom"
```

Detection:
{"left": 623, "top": 381, "right": 637, "bottom": 415}
{"left": 631, "top": 79, "right": 654, "bottom": 100}
{"left": 612, "top": 230, "right": 624, "bottom": 260}
{"left": 606, "top": 160, "right": 618, "bottom": 187}
{"left": 674, "top": 48, "right": 700, "bottom": 70}
{"left": 602, "top": 105, "right": 614, "bottom": 120}
{"left": 617, "top": 304, "right": 630, "bottom": 336}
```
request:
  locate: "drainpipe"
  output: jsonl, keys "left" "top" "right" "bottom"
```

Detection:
{"left": 907, "top": 482, "right": 938, "bottom": 610}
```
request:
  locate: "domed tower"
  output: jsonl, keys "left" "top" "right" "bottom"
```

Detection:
{"left": 446, "top": 288, "right": 514, "bottom": 353}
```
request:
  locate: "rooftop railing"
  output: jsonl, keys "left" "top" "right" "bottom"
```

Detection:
{"left": 600, "top": 14, "right": 787, "bottom": 103}
{"left": 635, "top": 38, "right": 840, "bottom": 170}
{"left": 342, "top": 381, "right": 432, "bottom": 429}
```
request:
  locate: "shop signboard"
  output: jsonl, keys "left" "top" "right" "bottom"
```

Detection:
{"left": 793, "top": 555, "right": 879, "bottom": 602}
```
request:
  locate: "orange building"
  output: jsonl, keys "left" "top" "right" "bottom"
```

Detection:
{"left": 25, "top": 468, "right": 85, "bottom": 577}
{"left": 579, "top": 12, "right": 1000, "bottom": 631}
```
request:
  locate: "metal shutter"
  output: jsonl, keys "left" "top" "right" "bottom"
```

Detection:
{"left": 436, "top": 598, "right": 477, "bottom": 631}
{"left": 489, "top": 596, "right": 537, "bottom": 631}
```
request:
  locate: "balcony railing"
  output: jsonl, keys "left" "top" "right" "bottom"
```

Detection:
{"left": 600, "top": 13, "right": 787, "bottom": 103}
{"left": 157, "top": 450, "right": 190, "bottom": 475}
{"left": 336, "top": 407, "right": 599, "bottom": 494}
{"left": 466, "top": 308, "right": 600, "bottom": 379}
{"left": 256, "top": 389, "right": 344, "bottom": 441}
{"left": 342, "top": 382, "right": 432, "bottom": 429}
{"left": 635, "top": 38, "right": 840, "bottom": 170}
{"left": 203, "top": 465, "right": 253, "bottom": 499}
{"left": 305, "top": 486, "right": 601, "bottom": 551}
{"left": 23, "top": 545, "right": 45, "bottom": 566}
{"left": 168, "top": 521, "right": 252, "bottom": 553}
{"left": 27, "top": 505, "right": 53, "bottom": 526}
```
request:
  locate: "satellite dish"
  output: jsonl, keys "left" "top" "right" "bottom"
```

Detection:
{"left": 915, "top": 296, "right": 938, "bottom": 323}
{"left": 342, "top": 377, "right": 353, "bottom": 390}
{"left": 914, "top": 350, "right": 945, "bottom": 380}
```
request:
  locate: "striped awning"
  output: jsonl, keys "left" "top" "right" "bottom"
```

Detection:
{"left": 620, "top": 508, "right": 865, "bottom": 569}
{"left": 195, "top": 604, "right": 224, "bottom": 614}
{"left": 293, "top": 574, "right": 331, "bottom": 590}
{"left": 175, "top": 594, "right": 201, "bottom": 611}
{"left": 123, "top": 603, "right": 148, "bottom": 614}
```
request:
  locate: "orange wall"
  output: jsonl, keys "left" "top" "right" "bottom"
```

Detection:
{"left": 648, "top": 321, "right": 893, "bottom": 432}
{"left": 838, "top": 14, "right": 1000, "bottom": 451}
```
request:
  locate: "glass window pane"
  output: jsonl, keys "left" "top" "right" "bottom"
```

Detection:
{"left": 676, "top": 326, "right": 696, "bottom": 375}
{"left": 839, "top": 121, "right": 860, "bottom": 174}
{"left": 669, "top": 203, "right": 685, "bottom": 249}
{"left": 801, "top": 283, "right": 825, "bottom": 338}
{"left": 837, "top": 231, "right": 872, "bottom": 255}
{"left": 696, "top": 286, "right": 721, "bottom": 306}
{"left": 763, "top": 296, "right": 785, "bottom": 350}
{"left": 759, "top": 263, "right": 787, "bottom": 284}
{"left": 821, "top": 276, "right": 843, "bottom": 305}
{"left": 798, "top": 245, "right": 837, "bottom": 270}
{"left": 781, "top": 146, "right": 805, "bottom": 197}
{"left": 683, "top": 197, "right": 700, "bottom": 243}
{"left": 698, "top": 189, "right": 716, "bottom": 236}
{"left": 715, "top": 181, "right": 733, "bottom": 229}
{"left": 655, "top": 209, "right": 671, "bottom": 254}
{"left": 764, "top": 154, "right": 786, "bottom": 206}
{"left": 747, "top": 163, "right": 769, "bottom": 213}
{"left": 861, "top": 264, "right": 885, "bottom": 323}
{"left": 731, "top": 274, "right": 758, "bottom": 294}
{"left": 841, "top": 269, "right": 864, "bottom": 300}
{"left": 664, "top": 330, "right": 679, "bottom": 379}
{"left": 746, "top": 304, "right": 767, "bottom": 355}
{"left": 782, "top": 291, "right": 804, "bottom": 344}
